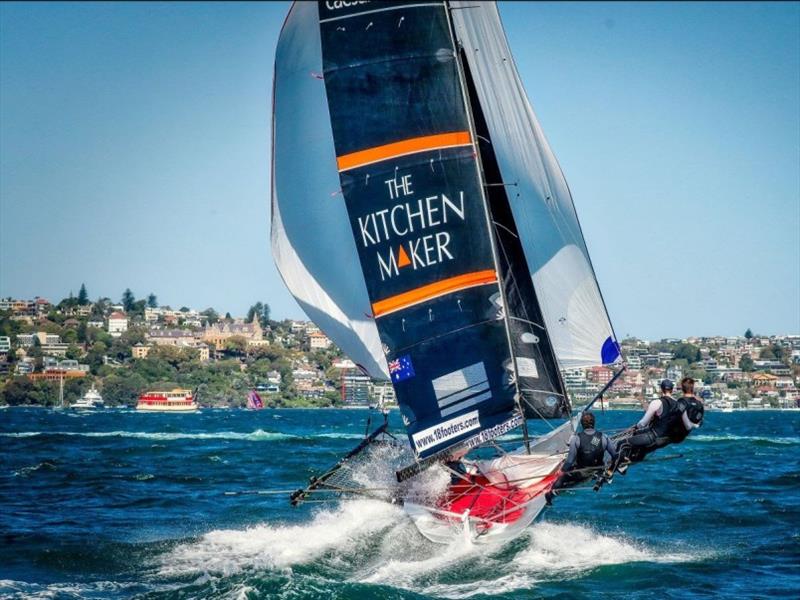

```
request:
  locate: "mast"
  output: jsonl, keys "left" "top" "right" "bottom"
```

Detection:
{"left": 442, "top": 0, "right": 530, "bottom": 449}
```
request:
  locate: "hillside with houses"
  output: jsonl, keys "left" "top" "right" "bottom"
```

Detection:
{"left": 0, "top": 288, "right": 394, "bottom": 408}
{"left": 0, "top": 288, "right": 797, "bottom": 409}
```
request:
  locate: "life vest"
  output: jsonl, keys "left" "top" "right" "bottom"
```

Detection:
{"left": 651, "top": 395, "right": 682, "bottom": 438}
{"left": 685, "top": 397, "right": 705, "bottom": 426}
{"left": 577, "top": 430, "right": 605, "bottom": 467}
{"left": 668, "top": 396, "right": 705, "bottom": 442}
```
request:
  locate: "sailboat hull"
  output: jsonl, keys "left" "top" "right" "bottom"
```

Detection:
{"left": 404, "top": 453, "right": 562, "bottom": 544}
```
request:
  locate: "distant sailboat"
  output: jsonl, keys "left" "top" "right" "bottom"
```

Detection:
{"left": 246, "top": 390, "right": 264, "bottom": 410}
{"left": 272, "top": 0, "right": 623, "bottom": 544}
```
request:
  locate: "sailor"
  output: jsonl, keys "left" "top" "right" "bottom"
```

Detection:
{"left": 546, "top": 411, "right": 617, "bottom": 504}
{"left": 618, "top": 379, "right": 687, "bottom": 462}
{"left": 668, "top": 377, "right": 704, "bottom": 443}
{"left": 444, "top": 447, "right": 480, "bottom": 485}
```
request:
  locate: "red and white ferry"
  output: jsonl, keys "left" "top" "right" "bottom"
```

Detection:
{"left": 136, "top": 388, "right": 199, "bottom": 413}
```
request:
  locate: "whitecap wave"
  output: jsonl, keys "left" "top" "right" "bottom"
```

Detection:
{"left": 12, "top": 461, "right": 57, "bottom": 477}
{"left": 691, "top": 434, "right": 799, "bottom": 445}
{"left": 0, "top": 578, "right": 157, "bottom": 599}
{"left": 317, "top": 432, "right": 366, "bottom": 439}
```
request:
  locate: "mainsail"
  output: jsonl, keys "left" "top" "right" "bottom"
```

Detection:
{"left": 271, "top": 0, "right": 619, "bottom": 463}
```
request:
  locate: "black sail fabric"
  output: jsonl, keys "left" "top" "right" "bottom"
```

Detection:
{"left": 317, "top": 0, "right": 520, "bottom": 458}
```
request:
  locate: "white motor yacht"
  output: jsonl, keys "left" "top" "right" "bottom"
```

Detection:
{"left": 72, "top": 385, "right": 105, "bottom": 410}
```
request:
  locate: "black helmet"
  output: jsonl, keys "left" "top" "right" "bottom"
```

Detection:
{"left": 660, "top": 379, "right": 674, "bottom": 391}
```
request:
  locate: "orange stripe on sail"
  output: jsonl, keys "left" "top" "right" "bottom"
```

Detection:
{"left": 372, "top": 269, "right": 497, "bottom": 318}
{"left": 336, "top": 131, "right": 472, "bottom": 171}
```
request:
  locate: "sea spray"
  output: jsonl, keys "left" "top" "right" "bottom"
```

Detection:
{"left": 158, "top": 500, "right": 403, "bottom": 577}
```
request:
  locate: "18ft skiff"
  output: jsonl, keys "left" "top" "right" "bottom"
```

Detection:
{"left": 271, "top": 0, "right": 622, "bottom": 544}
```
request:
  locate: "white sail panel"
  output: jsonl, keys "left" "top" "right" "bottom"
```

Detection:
{"left": 270, "top": 1, "right": 388, "bottom": 379}
{"left": 451, "top": 2, "right": 620, "bottom": 368}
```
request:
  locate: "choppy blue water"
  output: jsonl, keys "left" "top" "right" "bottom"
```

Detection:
{"left": 0, "top": 407, "right": 798, "bottom": 599}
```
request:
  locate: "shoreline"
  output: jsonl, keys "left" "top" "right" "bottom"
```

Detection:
{"left": 2, "top": 404, "right": 798, "bottom": 412}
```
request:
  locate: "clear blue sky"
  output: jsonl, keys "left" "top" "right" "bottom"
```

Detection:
{"left": 1, "top": 1, "right": 798, "bottom": 340}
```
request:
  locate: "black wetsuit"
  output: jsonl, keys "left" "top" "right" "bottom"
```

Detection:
{"left": 552, "top": 429, "right": 616, "bottom": 490}
{"left": 622, "top": 395, "right": 683, "bottom": 462}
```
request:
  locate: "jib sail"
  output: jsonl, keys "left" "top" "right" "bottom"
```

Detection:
{"left": 450, "top": 2, "right": 620, "bottom": 369}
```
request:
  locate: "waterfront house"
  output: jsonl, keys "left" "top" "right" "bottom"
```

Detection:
{"left": 108, "top": 312, "right": 129, "bottom": 337}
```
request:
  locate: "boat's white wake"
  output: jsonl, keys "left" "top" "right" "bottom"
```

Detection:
{"left": 157, "top": 500, "right": 403, "bottom": 577}
{"left": 157, "top": 499, "right": 703, "bottom": 597}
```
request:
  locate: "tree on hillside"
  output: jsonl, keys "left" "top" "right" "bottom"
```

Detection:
{"left": 93, "top": 297, "right": 110, "bottom": 317}
{"left": 759, "top": 346, "right": 776, "bottom": 360}
{"left": 201, "top": 308, "right": 219, "bottom": 325}
{"left": 2, "top": 379, "right": 36, "bottom": 406}
{"left": 744, "top": 328, "right": 753, "bottom": 339}
{"left": 122, "top": 289, "right": 135, "bottom": 312}
{"left": 147, "top": 293, "right": 158, "bottom": 309}
{"left": 78, "top": 283, "right": 89, "bottom": 306}
{"left": 739, "top": 354, "right": 754, "bottom": 372}
{"left": 224, "top": 336, "right": 248, "bottom": 356}
{"left": 260, "top": 303, "right": 271, "bottom": 327}
{"left": 247, "top": 302, "right": 271, "bottom": 328}
{"left": 246, "top": 302, "right": 262, "bottom": 324}
{"left": 760, "top": 344, "right": 788, "bottom": 363}
{"left": 131, "top": 299, "right": 147, "bottom": 316}
{"left": 59, "top": 292, "right": 78, "bottom": 310}
{"left": 225, "top": 312, "right": 232, "bottom": 320}
{"left": 65, "top": 344, "right": 83, "bottom": 361}
{"left": 673, "top": 343, "right": 701, "bottom": 364}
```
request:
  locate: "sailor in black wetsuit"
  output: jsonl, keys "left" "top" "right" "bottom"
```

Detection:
{"left": 545, "top": 412, "right": 617, "bottom": 504}
{"left": 619, "top": 379, "right": 690, "bottom": 462}
{"left": 669, "top": 377, "right": 704, "bottom": 443}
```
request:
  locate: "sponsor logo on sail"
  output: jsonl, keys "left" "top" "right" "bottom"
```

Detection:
{"left": 325, "top": 0, "right": 370, "bottom": 11}
{"left": 411, "top": 410, "right": 481, "bottom": 453}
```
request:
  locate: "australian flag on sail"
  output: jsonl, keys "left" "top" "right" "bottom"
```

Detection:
{"left": 389, "top": 355, "right": 415, "bottom": 384}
